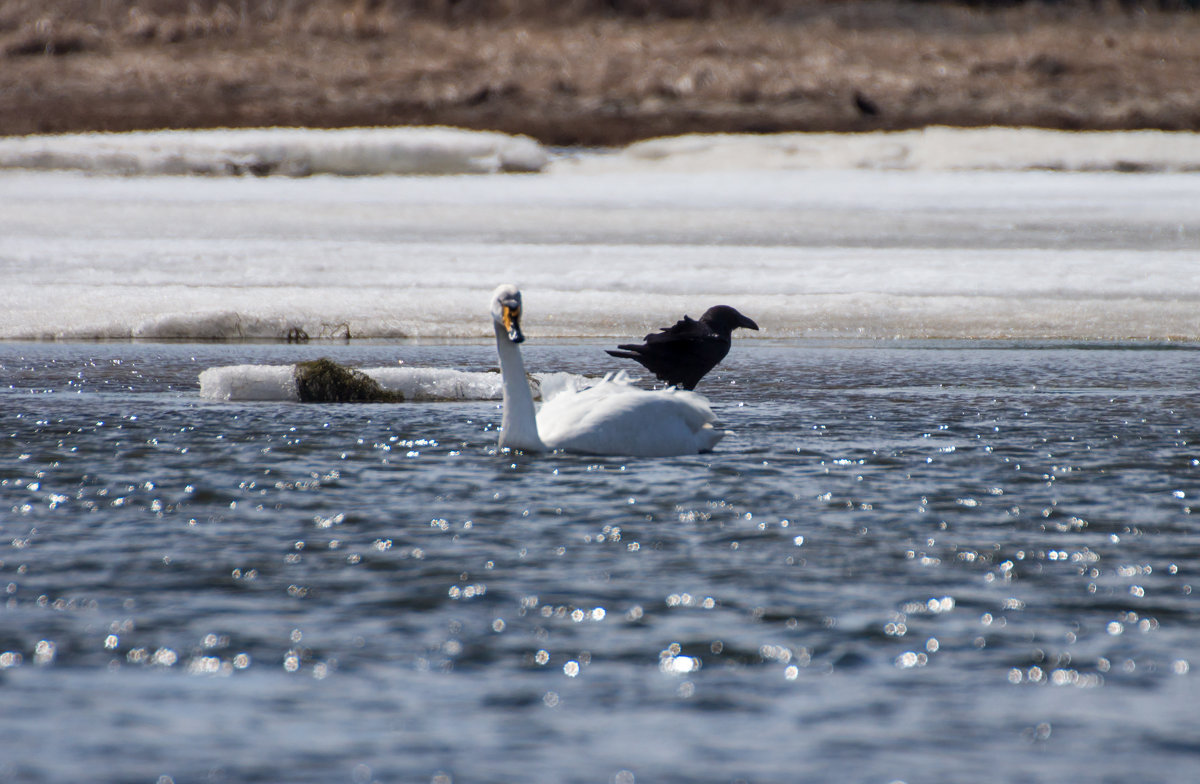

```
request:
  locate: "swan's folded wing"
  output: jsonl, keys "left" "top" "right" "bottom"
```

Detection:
{"left": 536, "top": 381, "right": 724, "bottom": 456}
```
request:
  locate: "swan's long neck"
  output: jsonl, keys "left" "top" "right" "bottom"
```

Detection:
{"left": 495, "top": 322, "right": 546, "bottom": 452}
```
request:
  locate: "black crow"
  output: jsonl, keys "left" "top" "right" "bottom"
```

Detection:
{"left": 606, "top": 305, "right": 759, "bottom": 390}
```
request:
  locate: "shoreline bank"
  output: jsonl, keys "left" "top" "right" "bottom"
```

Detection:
{"left": 3, "top": 2, "right": 1199, "bottom": 145}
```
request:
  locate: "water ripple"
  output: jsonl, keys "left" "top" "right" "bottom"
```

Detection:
{"left": 2, "top": 342, "right": 1199, "bottom": 783}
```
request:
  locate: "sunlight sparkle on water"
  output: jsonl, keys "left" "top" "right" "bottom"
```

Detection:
{"left": 659, "top": 644, "right": 701, "bottom": 675}
{"left": 5, "top": 334, "right": 1200, "bottom": 782}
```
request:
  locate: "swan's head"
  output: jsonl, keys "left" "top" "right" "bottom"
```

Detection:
{"left": 491, "top": 284, "right": 525, "bottom": 344}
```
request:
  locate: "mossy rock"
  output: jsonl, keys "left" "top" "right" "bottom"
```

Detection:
{"left": 294, "top": 358, "right": 405, "bottom": 403}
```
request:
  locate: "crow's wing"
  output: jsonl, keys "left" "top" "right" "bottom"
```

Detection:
{"left": 606, "top": 317, "right": 730, "bottom": 390}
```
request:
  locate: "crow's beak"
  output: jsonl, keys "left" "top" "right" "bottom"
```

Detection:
{"left": 740, "top": 314, "right": 760, "bottom": 331}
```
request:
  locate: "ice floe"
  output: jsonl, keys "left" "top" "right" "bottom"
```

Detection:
{"left": 198, "top": 364, "right": 593, "bottom": 403}
{"left": 0, "top": 126, "right": 548, "bottom": 176}
{"left": 555, "top": 127, "right": 1200, "bottom": 174}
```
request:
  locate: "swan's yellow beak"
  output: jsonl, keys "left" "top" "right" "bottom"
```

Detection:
{"left": 503, "top": 304, "right": 524, "bottom": 344}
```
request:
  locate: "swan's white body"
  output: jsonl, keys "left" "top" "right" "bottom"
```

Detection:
{"left": 491, "top": 284, "right": 725, "bottom": 456}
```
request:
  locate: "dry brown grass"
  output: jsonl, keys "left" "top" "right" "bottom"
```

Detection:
{"left": 3, "top": 0, "right": 1199, "bottom": 143}
{"left": 0, "top": 0, "right": 1183, "bottom": 43}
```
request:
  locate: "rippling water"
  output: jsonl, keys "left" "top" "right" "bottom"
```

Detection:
{"left": 3, "top": 341, "right": 1199, "bottom": 784}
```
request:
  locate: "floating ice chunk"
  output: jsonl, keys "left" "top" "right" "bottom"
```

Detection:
{"left": 198, "top": 365, "right": 298, "bottom": 402}
{"left": 0, "top": 126, "right": 548, "bottom": 177}
{"left": 369, "top": 367, "right": 598, "bottom": 402}
{"left": 198, "top": 364, "right": 596, "bottom": 403}
{"left": 366, "top": 367, "right": 505, "bottom": 401}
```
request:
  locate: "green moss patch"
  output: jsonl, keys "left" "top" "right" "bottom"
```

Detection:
{"left": 294, "top": 358, "right": 405, "bottom": 403}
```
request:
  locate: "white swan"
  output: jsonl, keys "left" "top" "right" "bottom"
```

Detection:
{"left": 491, "top": 284, "right": 725, "bottom": 456}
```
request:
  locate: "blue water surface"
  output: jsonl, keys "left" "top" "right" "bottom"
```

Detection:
{"left": 2, "top": 341, "right": 1198, "bottom": 784}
